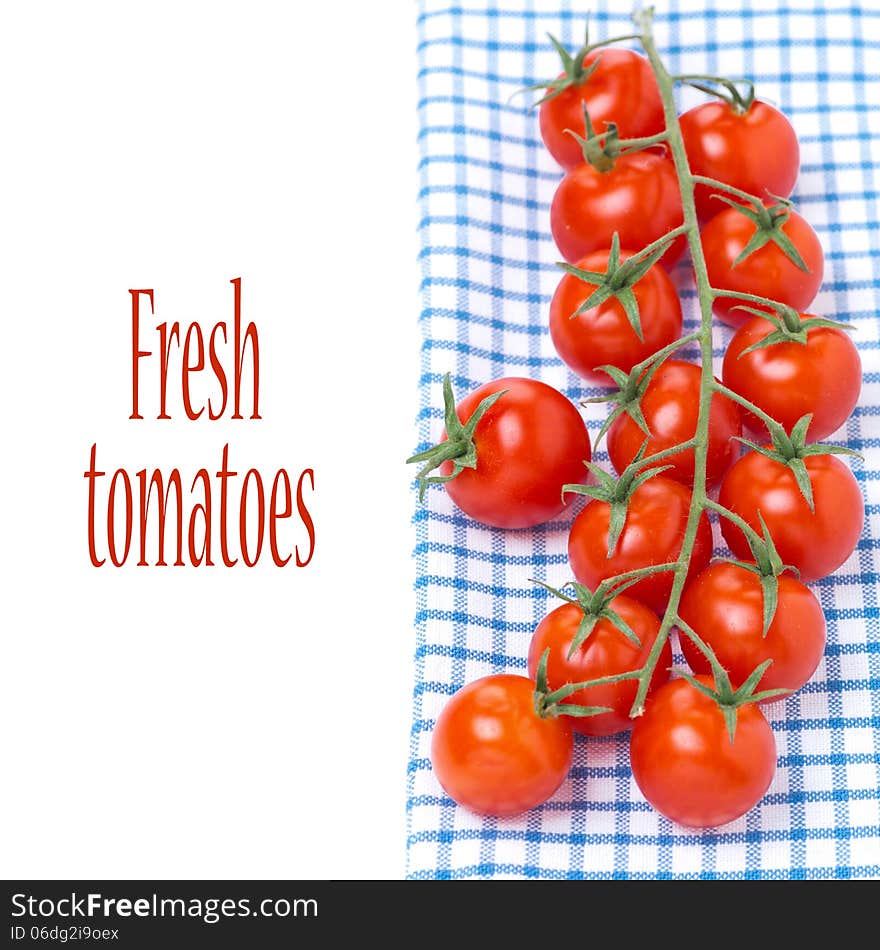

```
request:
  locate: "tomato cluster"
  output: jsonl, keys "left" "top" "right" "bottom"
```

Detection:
{"left": 411, "top": 28, "right": 863, "bottom": 831}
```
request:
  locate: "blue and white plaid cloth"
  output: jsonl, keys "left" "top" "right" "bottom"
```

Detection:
{"left": 408, "top": 0, "right": 880, "bottom": 879}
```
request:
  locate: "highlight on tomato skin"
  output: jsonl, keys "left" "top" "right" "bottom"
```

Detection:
{"left": 629, "top": 676, "right": 777, "bottom": 829}
{"left": 430, "top": 675, "right": 574, "bottom": 818}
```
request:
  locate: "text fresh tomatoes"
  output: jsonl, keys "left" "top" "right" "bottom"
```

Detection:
{"left": 431, "top": 675, "right": 573, "bottom": 817}
{"left": 679, "top": 562, "right": 826, "bottom": 697}
{"left": 718, "top": 450, "right": 864, "bottom": 582}
{"left": 567, "top": 475, "right": 713, "bottom": 614}
{"left": 441, "top": 377, "right": 591, "bottom": 528}
{"left": 630, "top": 676, "right": 777, "bottom": 828}
{"left": 606, "top": 359, "right": 742, "bottom": 486}
{"left": 550, "top": 151, "right": 685, "bottom": 265}
{"left": 527, "top": 596, "right": 672, "bottom": 736}
{"left": 540, "top": 48, "right": 664, "bottom": 171}
{"left": 722, "top": 314, "right": 862, "bottom": 441}
{"left": 681, "top": 100, "right": 799, "bottom": 221}
{"left": 702, "top": 205, "right": 824, "bottom": 325}
{"left": 549, "top": 250, "right": 683, "bottom": 383}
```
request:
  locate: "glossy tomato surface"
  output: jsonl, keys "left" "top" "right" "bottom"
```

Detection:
{"left": 539, "top": 48, "right": 664, "bottom": 170}
{"left": 606, "top": 359, "right": 742, "bottom": 486}
{"left": 442, "top": 377, "right": 591, "bottom": 529}
{"left": 527, "top": 596, "right": 671, "bottom": 736}
{"left": 567, "top": 475, "right": 713, "bottom": 615}
{"left": 681, "top": 99, "right": 799, "bottom": 221}
{"left": 679, "top": 562, "right": 826, "bottom": 697}
{"left": 431, "top": 674, "right": 573, "bottom": 817}
{"left": 718, "top": 450, "right": 864, "bottom": 583}
{"left": 630, "top": 676, "right": 777, "bottom": 828}
{"left": 722, "top": 314, "right": 862, "bottom": 441}
{"left": 550, "top": 151, "right": 685, "bottom": 266}
{"left": 549, "top": 249, "right": 683, "bottom": 383}
{"left": 702, "top": 206, "right": 824, "bottom": 326}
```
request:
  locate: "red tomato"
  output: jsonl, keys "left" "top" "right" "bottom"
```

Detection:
{"left": 550, "top": 151, "right": 685, "bottom": 266}
{"left": 680, "top": 100, "right": 799, "bottom": 221}
{"left": 701, "top": 205, "right": 824, "bottom": 326}
{"left": 567, "top": 475, "right": 713, "bottom": 615}
{"left": 679, "top": 562, "right": 826, "bottom": 697}
{"left": 630, "top": 676, "right": 777, "bottom": 828}
{"left": 722, "top": 314, "right": 862, "bottom": 441}
{"left": 606, "top": 359, "right": 742, "bottom": 486}
{"left": 430, "top": 674, "right": 573, "bottom": 817}
{"left": 526, "top": 596, "right": 672, "bottom": 736}
{"left": 718, "top": 450, "right": 864, "bottom": 583}
{"left": 440, "top": 377, "right": 591, "bottom": 529}
{"left": 549, "top": 249, "right": 683, "bottom": 383}
{"left": 539, "top": 48, "right": 664, "bottom": 171}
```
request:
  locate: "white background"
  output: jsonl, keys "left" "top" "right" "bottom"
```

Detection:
{"left": 0, "top": 1, "right": 418, "bottom": 879}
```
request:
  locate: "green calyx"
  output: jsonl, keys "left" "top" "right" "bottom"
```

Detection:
{"left": 406, "top": 373, "right": 507, "bottom": 501}
{"left": 732, "top": 305, "right": 856, "bottom": 357}
{"left": 564, "top": 102, "right": 667, "bottom": 173}
{"left": 674, "top": 73, "right": 756, "bottom": 113}
{"left": 563, "top": 445, "right": 673, "bottom": 558}
{"left": 522, "top": 23, "right": 641, "bottom": 110}
{"left": 735, "top": 413, "right": 861, "bottom": 513}
{"left": 675, "top": 619, "right": 790, "bottom": 741}
{"left": 713, "top": 192, "right": 809, "bottom": 271}
{"left": 533, "top": 647, "right": 614, "bottom": 720}
{"left": 581, "top": 332, "right": 698, "bottom": 445}
{"left": 531, "top": 577, "right": 644, "bottom": 657}
{"left": 714, "top": 511, "right": 797, "bottom": 637}
{"left": 558, "top": 228, "right": 686, "bottom": 342}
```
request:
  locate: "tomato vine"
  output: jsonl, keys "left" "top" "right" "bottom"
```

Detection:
{"left": 555, "top": 7, "right": 858, "bottom": 723}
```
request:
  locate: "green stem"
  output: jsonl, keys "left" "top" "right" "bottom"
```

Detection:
{"left": 525, "top": 12, "right": 804, "bottom": 719}
{"left": 616, "top": 131, "right": 669, "bottom": 151}
{"left": 691, "top": 174, "right": 767, "bottom": 207}
{"left": 711, "top": 380, "right": 782, "bottom": 433}
{"left": 617, "top": 438, "right": 697, "bottom": 477}
{"left": 630, "top": 330, "right": 700, "bottom": 375}
{"left": 625, "top": 10, "right": 724, "bottom": 715}
{"left": 704, "top": 498, "right": 767, "bottom": 551}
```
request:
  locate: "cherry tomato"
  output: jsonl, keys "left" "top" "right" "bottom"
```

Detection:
{"left": 701, "top": 205, "right": 824, "bottom": 326}
{"left": 549, "top": 249, "right": 683, "bottom": 384}
{"left": 722, "top": 314, "right": 862, "bottom": 441}
{"left": 441, "top": 377, "right": 591, "bottom": 529}
{"left": 680, "top": 100, "right": 799, "bottom": 221}
{"left": 550, "top": 151, "right": 685, "bottom": 266}
{"left": 606, "top": 359, "right": 742, "bottom": 486}
{"left": 630, "top": 676, "right": 777, "bottom": 828}
{"left": 567, "top": 475, "right": 713, "bottom": 615}
{"left": 539, "top": 48, "right": 664, "bottom": 171}
{"left": 430, "top": 674, "right": 573, "bottom": 817}
{"left": 679, "top": 562, "right": 826, "bottom": 697}
{"left": 718, "top": 450, "right": 864, "bottom": 583}
{"left": 526, "top": 596, "right": 671, "bottom": 736}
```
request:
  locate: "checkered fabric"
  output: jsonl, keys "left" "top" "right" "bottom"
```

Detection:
{"left": 408, "top": 0, "right": 880, "bottom": 879}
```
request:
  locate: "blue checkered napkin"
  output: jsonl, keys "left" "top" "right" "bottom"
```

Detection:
{"left": 408, "top": 0, "right": 880, "bottom": 879}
